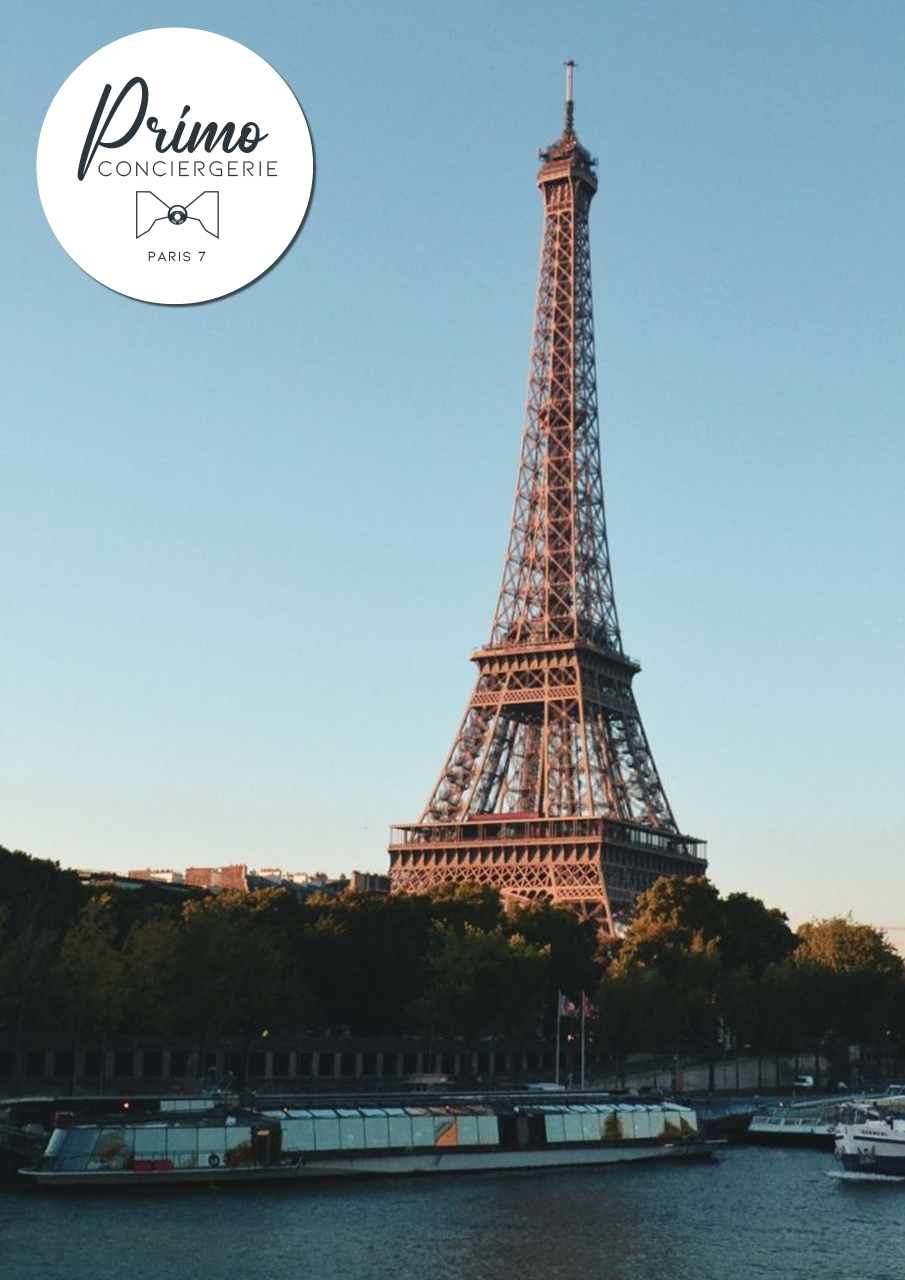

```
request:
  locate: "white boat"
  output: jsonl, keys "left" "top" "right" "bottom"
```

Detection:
{"left": 750, "top": 1087, "right": 905, "bottom": 1152}
{"left": 833, "top": 1096, "right": 905, "bottom": 1179}
{"left": 748, "top": 1097, "right": 852, "bottom": 1148}
{"left": 20, "top": 1093, "right": 716, "bottom": 1188}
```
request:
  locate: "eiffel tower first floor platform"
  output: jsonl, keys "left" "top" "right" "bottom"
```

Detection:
{"left": 388, "top": 814, "right": 707, "bottom": 933}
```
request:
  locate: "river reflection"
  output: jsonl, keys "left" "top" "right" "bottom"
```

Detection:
{"left": 2, "top": 1148, "right": 903, "bottom": 1280}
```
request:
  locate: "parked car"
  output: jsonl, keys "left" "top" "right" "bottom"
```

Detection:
{"left": 792, "top": 1075, "right": 815, "bottom": 1089}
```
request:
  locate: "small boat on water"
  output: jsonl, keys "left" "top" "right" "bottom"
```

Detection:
{"left": 749, "top": 1087, "right": 905, "bottom": 1151}
{"left": 748, "top": 1096, "right": 853, "bottom": 1149}
{"left": 832, "top": 1095, "right": 905, "bottom": 1180}
{"left": 20, "top": 1091, "right": 717, "bottom": 1188}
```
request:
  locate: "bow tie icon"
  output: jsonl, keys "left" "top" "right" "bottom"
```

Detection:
{"left": 135, "top": 190, "right": 219, "bottom": 239}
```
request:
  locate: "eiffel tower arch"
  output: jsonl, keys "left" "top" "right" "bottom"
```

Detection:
{"left": 388, "top": 66, "right": 706, "bottom": 932}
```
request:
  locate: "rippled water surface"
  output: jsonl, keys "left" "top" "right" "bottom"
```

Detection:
{"left": 2, "top": 1148, "right": 904, "bottom": 1280}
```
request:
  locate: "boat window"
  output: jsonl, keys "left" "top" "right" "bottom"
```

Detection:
{"left": 581, "top": 1113, "right": 602, "bottom": 1141}
{"left": 411, "top": 1116, "right": 435, "bottom": 1147}
{"left": 388, "top": 1116, "right": 413, "bottom": 1147}
{"left": 544, "top": 1115, "right": 565, "bottom": 1143}
{"left": 562, "top": 1113, "right": 584, "bottom": 1142}
{"left": 88, "top": 1127, "right": 131, "bottom": 1170}
{"left": 46, "top": 1129, "right": 68, "bottom": 1158}
{"left": 134, "top": 1127, "right": 168, "bottom": 1159}
{"left": 620, "top": 1113, "right": 637, "bottom": 1139}
{"left": 340, "top": 1117, "right": 365, "bottom": 1149}
{"left": 477, "top": 1116, "right": 499, "bottom": 1145}
{"left": 631, "top": 1111, "right": 651, "bottom": 1139}
{"left": 457, "top": 1116, "right": 478, "bottom": 1146}
{"left": 54, "top": 1126, "right": 99, "bottom": 1169}
{"left": 434, "top": 1118, "right": 457, "bottom": 1147}
{"left": 647, "top": 1111, "right": 665, "bottom": 1137}
{"left": 313, "top": 1117, "right": 341, "bottom": 1150}
{"left": 197, "top": 1127, "right": 231, "bottom": 1153}
{"left": 364, "top": 1117, "right": 390, "bottom": 1148}
{"left": 282, "top": 1118, "right": 315, "bottom": 1151}
{"left": 167, "top": 1127, "right": 198, "bottom": 1154}
{"left": 599, "top": 1110, "right": 619, "bottom": 1138}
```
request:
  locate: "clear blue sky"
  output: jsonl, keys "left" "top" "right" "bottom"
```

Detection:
{"left": 2, "top": 0, "right": 903, "bottom": 938}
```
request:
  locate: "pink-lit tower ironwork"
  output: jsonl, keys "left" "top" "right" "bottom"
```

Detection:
{"left": 388, "top": 65, "right": 706, "bottom": 931}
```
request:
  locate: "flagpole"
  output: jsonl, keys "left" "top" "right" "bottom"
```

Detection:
{"left": 581, "top": 991, "right": 586, "bottom": 1091}
{"left": 555, "top": 992, "right": 561, "bottom": 1086}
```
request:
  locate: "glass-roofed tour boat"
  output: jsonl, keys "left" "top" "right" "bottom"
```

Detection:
{"left": 21, "top": 1091, "right": 717, "bottom": 1188}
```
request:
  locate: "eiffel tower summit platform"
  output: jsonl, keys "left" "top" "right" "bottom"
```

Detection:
{"left": 388, "top": 65, "right": 706, "bottom": 932}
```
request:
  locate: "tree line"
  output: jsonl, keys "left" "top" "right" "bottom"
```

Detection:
{"left": 1, "top": 845, "right": 903, "bottom": 1071}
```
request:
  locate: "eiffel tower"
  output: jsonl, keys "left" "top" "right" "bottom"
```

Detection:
{"left": 388, "top": 66, "right": 706, "bottom": 931}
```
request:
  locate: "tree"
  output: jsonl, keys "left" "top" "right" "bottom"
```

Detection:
{"left": 414, "top": 924, "right": 550, "bottom": 1040}
{"left": 54, "top": 894, "right": 125, "bottom": 1032}
{"left": 719, "top": 892, "right": 796, "bottom": 974}
{"left": 606, "top": 876, "right": 797, "bottom": 1072}
{"left": 616, "top": 876, "right": 723, "bottom": 977}
{"left": 424, "top": 883, "right": 505, "bottom": 934}
{"left": 793, "top": 917, "right": 905, "bottom": 1064}
{"left": 177, "top": 891, "right": 308, "bottom": 1038}
{"left": 504, "top": 900, "right": 599, "bottom": 1010}
{"left": 122, "top": 914, "right": 184, "bottom": 1035}
{"left": 305, "top": 891, "right": 435, "bottom": 1035}
{"left": 596, "top": 967, "right": 678, "bottom": 1080}
{"left": 0, "top": 846, "right": 85, "bottom": 1036}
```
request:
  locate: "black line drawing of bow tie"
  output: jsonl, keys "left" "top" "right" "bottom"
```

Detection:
{"left": 135, "top": 191, "right": 219, "bottom": 239}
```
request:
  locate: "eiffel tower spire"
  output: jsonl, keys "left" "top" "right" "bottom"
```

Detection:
{"left": 389, "top": 69, "right": 706, "bottom": 930}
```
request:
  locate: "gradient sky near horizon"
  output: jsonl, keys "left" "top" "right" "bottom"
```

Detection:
{"left": 2, "top": 0, "right": 903, "bottom": 938}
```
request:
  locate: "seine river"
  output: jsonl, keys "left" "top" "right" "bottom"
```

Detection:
{"left": 2, "top": 1147, "right": 903, "bottom": 1280}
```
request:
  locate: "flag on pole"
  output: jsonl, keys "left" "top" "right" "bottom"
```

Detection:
{"left": 582, "top": 994, "right": 598, "bottom": 1018}
{"left": 558, "top": 992, "right": 578, "bottom": 1017}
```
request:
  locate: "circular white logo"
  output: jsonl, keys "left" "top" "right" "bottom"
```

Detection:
{"left": 37, "top": 28, "right": 314, "bottom": 305}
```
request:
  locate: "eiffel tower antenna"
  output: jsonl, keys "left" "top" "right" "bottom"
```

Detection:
{"left": 388, "top": 71, "right": 706, "bottom": 931}
{"left": 565, "top": 59, "right": 575, "bottom": 136}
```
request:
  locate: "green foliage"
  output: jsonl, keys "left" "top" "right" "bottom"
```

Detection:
{"left": 54, "top": 894, "right": 125, "bottom": 1032}
{"left": 504, "top": 901, "right": 598, "bottom": 1003}
{"left": 795, "top": 916, "right": 903, "bottom": 977}
{"left": 0, "top": 846, "right": 86, "bottom": 1034}
{"left": 719, "top": 892, "right": 796, "bottom": 974}
{"left": 616, "top": 876, "right": 724, "bottom": 976}
{"left": 616, "top": 876, "right": 795, "bottom": 980}
{"left": 792, "top": 917, "right": 904, "bottom": 1049}
{"left": 305, "top": 890, "right": 433, "bottom": 1034}
{"left": 414, "top": 924, "right": 550, "bottom": 1040}
{"left": 0, "top": 846, "right": 85, "bottom": 936}
{"left": 597, "top": 879, "right": 905, "bottom": 1065}
{"left": 177, "top": 890, "right": 311, "bottom": 1037}
{"left": 1, "top": 846, "right": 903, "bottom": 1062}
{"left": 121, "top": 915, "right": 185, "bottom": 1036}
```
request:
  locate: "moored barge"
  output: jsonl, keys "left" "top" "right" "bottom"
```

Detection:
{"left": 21, "top": 1092, "right": 716, "bottom": 1188}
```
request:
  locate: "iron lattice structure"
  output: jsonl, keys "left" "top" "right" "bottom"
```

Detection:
{"left": 389, "top": 69, "right": 706, "bottom": 931}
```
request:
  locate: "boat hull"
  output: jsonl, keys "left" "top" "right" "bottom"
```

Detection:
{"left": 747, "top": 1122, "right": 835, "bottom": 1150}
{"left": 834, "top": 1119, "right": 905, "bottom": 1179}
{"left": 22, "top": 1139, "right": 716, "bottom": 1188}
